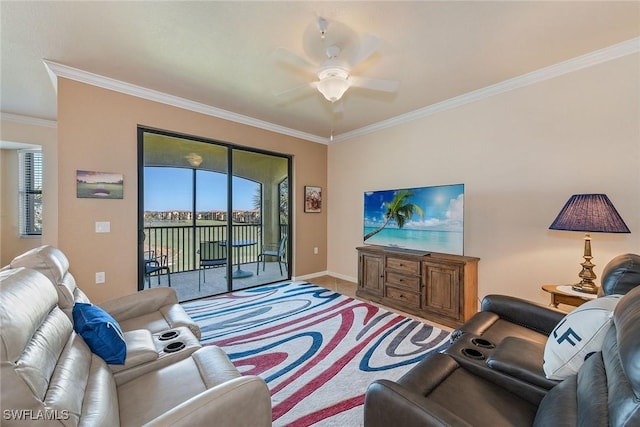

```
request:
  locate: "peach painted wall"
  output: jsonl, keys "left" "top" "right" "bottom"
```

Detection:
{"left": 1, "top": 118, "right": 58, "bottom": 265}
{"left": 57, "top": 79, "right": 327, "bottom": 303}
{"left": 327, "top": 54, "right": 640, "bottom": 305}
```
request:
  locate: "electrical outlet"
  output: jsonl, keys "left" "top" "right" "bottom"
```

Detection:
{"left": 95, "top": 221, "right": 110, "bottom": 233}
{"left": 95, "top": 272, "right": 105, "bottom": 284}
{"left": 313, "top": 247, "right": 319, "bottom": 255}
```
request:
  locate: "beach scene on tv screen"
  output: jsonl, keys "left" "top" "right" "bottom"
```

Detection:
{"left": 363, "top": 184, "right": 464, "bottom": 255}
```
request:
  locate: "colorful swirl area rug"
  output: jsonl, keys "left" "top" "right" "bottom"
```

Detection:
{"left": 182, "top": 282, "right": 451, "bottom": 426}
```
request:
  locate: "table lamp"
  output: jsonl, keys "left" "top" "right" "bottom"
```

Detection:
{"left": 549, "top": 194, "right": 630, "bottom": 294}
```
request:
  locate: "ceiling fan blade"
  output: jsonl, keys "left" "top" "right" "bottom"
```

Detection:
{"left": 349, "top": 76, "right": 399, "bottom": 93}
{"left": 349, "top": 34, "right": 382, "bottom": 68}
{"left": 273, "top": 47, "right": 317, "bottom": 75}
{"left": 274, "top": 82, "right": 316, "bottom": 102}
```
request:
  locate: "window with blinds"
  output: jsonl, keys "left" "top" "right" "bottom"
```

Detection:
{"left": 18, "top": 149, "right": 43, "bottom": 236}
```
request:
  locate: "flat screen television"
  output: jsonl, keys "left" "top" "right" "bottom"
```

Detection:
{"left": 363, "top": 183, "right": 464, "bottom": 255}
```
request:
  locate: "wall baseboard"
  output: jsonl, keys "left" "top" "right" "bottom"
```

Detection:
{"left": 292, "top": 271, "right": 328, "bottom": 281}
{"left": 294, "top": 270, "right": 357, "bottom": 284}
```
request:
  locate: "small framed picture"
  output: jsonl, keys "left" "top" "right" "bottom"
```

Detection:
{"left": 77, "top": 170, "right": 124, "bottom": 199}
{"left": 304, "top": 186, "right": 322, "bottom": 213}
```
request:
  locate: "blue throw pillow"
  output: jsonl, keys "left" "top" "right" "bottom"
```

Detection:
{"left": 72, "top": 303, "right": 126, "bottom": 364}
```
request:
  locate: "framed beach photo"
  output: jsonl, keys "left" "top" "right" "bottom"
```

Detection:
{"left": 77, "top": 170, "right": 124, "bottom": 199}
{"left": 304, "top": 186, "right": 322, "bottom": 213}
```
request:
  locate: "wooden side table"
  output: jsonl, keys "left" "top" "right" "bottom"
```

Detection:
{"left": 541, "top": 284, "right": 597, "bottom": 308}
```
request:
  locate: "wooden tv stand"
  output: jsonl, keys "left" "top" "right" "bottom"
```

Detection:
{"left": 356, "top": 246, "right": 479, "bottom": 328}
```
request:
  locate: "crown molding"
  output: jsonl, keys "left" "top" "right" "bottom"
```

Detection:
{"left": 332, "top": 37, "right": 640, "bottom": 143}
{"left": 42, "top": 37, "right": 638, "bottom": 145}
{"left": 0, "top": 112, "right": 57, "bottom": 128}
{"left": 43, "top": 60, "right": 328, "bottom": 145}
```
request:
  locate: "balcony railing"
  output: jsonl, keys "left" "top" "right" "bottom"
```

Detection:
{"left": 144, "top": 223, "right": 287, "bottom": 273}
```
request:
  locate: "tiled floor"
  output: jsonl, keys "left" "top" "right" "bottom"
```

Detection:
{"left": 146, "top": 261, "right": 289, "bottom": 302}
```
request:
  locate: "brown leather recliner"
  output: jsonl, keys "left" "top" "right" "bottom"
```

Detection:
{"left": 598, "top": 252, "right": 640, "bottom": 296}
{"left": 455, "top": 253, "right": 640, "bottom": 348}
{"left": 442, "top": 253, "right": 640, "bottom": 397}
{"left": 0, "top": 267, "right": 272, "bottom": 426}
{"left": 364, "top": 283, "right": 640, "bottom": 426}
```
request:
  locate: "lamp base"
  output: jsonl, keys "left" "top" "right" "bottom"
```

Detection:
{"left": 571, "top": 232, "right": 598, "bottom": 294}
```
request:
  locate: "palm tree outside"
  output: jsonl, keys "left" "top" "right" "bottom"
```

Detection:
{"left": 364, "top": 189, "right": 424, "bottom": 241}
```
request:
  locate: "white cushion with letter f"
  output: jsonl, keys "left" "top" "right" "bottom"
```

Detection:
{"left": 543, "top": 295, "right": 621, "bottom": 380}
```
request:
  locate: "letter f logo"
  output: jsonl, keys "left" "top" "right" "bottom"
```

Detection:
{"left": 553, "top": 318, "right": 583, "bottom": 346}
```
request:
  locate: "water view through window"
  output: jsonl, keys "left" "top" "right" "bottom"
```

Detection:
{"left": 139, "top": 129, "right": 290, "bottom": 301}
{"left": 144, "top": 167, "right": 259, "bottom": 225}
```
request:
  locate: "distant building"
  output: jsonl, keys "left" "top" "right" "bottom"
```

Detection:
{"left": 145, "top": 209, "right": 260, "bottom": 224}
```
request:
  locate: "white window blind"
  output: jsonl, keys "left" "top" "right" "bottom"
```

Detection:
{"left": 18, "top": 149, "right": 43, "bottom": 236}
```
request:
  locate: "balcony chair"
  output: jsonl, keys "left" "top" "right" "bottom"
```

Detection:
{"left": 198, "top": 241, "right": 227, "bottom": 291}
{"left": 257, "top": 235, "right": 287, "bottom": 276}
{"left": 144, "top": 250, "right": 171, "bottom": 288}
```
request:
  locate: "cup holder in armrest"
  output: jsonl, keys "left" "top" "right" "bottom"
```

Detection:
{"left": 164, "top": 341, "right": 186, "bottom": 353}
{"left": 471, "top": 337, "right": 495, "bottom": 349}
{"left": 159, "top": 330, "right": 180, "bottom": 341}
{"left": 461, "top": 348, "right": 485, "bottom": 360}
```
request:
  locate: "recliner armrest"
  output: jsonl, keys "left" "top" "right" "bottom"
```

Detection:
{"left": 110, "top": 329, "right": 158, "bottom": 374}
{"left": 486, "top": 336, "right": 558, "bottom": 390}
{"left": 481, "top": 295, "right": 565, "bottom": 335}
{"left": 144, "top": 376, "right": 272, "bottom": 427}
{"left": 98, "top": 287, "right": 178, "bottom": 322}
{"left": 365, "top": 380, "right": 473, "bottom": 427}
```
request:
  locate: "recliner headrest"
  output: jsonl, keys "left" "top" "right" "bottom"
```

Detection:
{"left": 10, "top": 245, "right": 69, "bottom": 285}
{"left": 599, "top": 253, "right": 640, "bottom": 296}
{"left": 9, "top": 245, "right": 79, "bottom": 316}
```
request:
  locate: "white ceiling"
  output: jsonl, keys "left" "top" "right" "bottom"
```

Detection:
{"left": 2, "top": 1, "right": 639, "bottom": 143}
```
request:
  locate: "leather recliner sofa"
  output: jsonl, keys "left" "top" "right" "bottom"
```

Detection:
{"left": 9, "top": 245, "right": 201, "bottom": 339}
{"left": 445, "top": 253, "right": 640, "bottom": 398}
{"left": 364, "top": 282, "right": 640, "bottom": 426}
{"left": 7, "top": 245, "right": 208, "bottom": 385}
{"left": 455, "top": 253, "right": 640, "bottom": 347}
{"left": 1, "top": 267, "right": 272, "bottom": 426}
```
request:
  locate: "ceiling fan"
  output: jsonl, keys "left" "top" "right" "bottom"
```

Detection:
{"left": 274, "top": 17, "right": 399, "bottom": 105}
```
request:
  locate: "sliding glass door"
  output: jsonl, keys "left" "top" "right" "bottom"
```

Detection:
{"left": 138, "top": 128, "right": 291, "bottom": 301}
{"left": 231, "top": 149, "right": 289, "bottom": 291}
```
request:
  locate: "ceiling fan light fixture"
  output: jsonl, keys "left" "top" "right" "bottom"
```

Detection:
{"left": 317, "top": 67, "right": 350, "bottom": 102}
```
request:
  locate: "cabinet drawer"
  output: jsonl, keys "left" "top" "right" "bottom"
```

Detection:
{"left": 386, "top": 271, "right": 420, "bottom": 290}
{"left": 385, "top": 286, "right": 420, "bottom": 308}
{"left": 386, "top": 257, "right": 420, "bottom": 274}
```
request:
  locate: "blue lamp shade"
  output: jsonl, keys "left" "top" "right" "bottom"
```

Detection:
{"left": 549, "top": 194, "right": 630, "bottom": 233}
